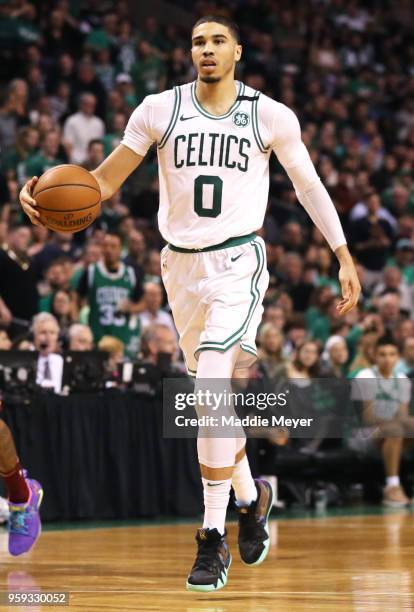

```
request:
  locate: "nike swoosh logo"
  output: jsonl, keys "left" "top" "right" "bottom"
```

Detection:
{"left": 231, "top": 253, "right": 244, "bottom": 262}
{"left": 207, "top": 482, "right": 224, "bottom": 487}
{"left": 180, "top": 114, "right": 198, "bottom": 121}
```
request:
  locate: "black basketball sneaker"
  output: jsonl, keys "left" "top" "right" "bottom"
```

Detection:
{"left": 236, "top": 478, "right": 273, "bottom": 565}
{"left": 186, "top": 527, "right": 232, "bottom": 592}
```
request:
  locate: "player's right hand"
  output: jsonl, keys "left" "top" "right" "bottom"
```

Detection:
{"left": 19, "top": 176, "right": 42, "bottom": 226}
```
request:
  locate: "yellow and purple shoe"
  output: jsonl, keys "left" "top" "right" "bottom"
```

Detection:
{"left": 8, "top": 472, "right": 43, "bottom": 556}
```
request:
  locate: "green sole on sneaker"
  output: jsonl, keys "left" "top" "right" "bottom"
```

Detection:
{"left": 241, "top": 482, "right": 274, "bottom": 567}
{"left": 186, "top": 555, "right": 232, "bottom": 592}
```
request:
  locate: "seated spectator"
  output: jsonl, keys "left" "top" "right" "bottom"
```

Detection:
{"left": 261, "top": 305, "right": 286, "bottom": 332}
{"left": 71, "top": 60, "right": 107, "bottom": 118}
{"left": 351, "top": 335, "right": 414, "bottom": 507}
{"left": 123, "top": 229, "right": 146, "bottom": 270}
{"left": 386, "top": 239, "right": 414, "bottom": 286}
{"left": 279, "top": 252, "right": 314, "bottom": 312}
{"left": 348, "top": 190, "right": 395, "bottom": 290}
{"left": 71, "top": 240, "right": 102, "bottom": 291}
{"left": 49, "top": 80, "right": 71, "bottom": 123}
{"left": 24, "top": 129, "right": 63, "bottom": 179}
{"left": 50, "top": 289, "right": 77, "bottom": 338}
{"left": 349, "top": 329, "right": 380, "bottom": 377}
{"left": 98, "top": 335, "right": 124, "bottom": 373}
{"left": 32, "top": 231, "right": 79, "bottom": 279}
{"left": 63, "top": 93, "right": 104, "bottom": 164}
{"left": 144, "top": 249, "right": 162, "bottom": 284}
{"left": 68, "top": 323, "right": 94, "bottom": 351}
{"left": 395, "top": 337, "right": 414, "bottom": 376}
{"left": 283, "top": 314, "right": 308, "bottom": 357}
{"left": 33, "top": 312, "right": 63, "bottom": 393}
{"left": 99, "top": 191, "right": 130, "bottom": 231}
{"left": 130, "top": 40, "right": 166, "bottom": 103}
{"left": 140, "top": 323, "right": 181, "bottom": 371}
{"left": 81, "top": 138, "right": 105, "bottom": 171}
{"left": 377, "top": 292, "right": 403, "bottom": 333}
{"left": 321, "top": 335, "right": 349, "bottom": 377}
{"left": 39, "top": 257, "right": 74, "bottom": 312}
{"left": 305, "top": 285, "right": 335, "bottom": 332}
{"left": 254, "top": 323, "right": 286, "bottom": 386}
{"left": 309, "top": 295, "right": 343, "bottom": 344}
{"left": 2, "top": 125, "right": 39, "bottom": 184}
{"left": 103, "top": 111, "right": 127, "bottom": 156}
{"left": 372, "top": 266, "right": 413, "bottom": 316}
{"left": 139, "top": 282, "right": 175, "bottom": 333}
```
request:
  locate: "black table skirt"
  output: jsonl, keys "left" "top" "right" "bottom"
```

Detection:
{"left": 2, "top": 392, "right": 203, "bottom": 521}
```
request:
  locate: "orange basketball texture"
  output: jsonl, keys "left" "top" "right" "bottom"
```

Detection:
{"left": 33, "top": 165, "right": 101, "bottom": 233}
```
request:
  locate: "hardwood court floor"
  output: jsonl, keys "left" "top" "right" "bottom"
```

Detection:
{"left": 1, "top": 511, "right": 414, "bottom": 611}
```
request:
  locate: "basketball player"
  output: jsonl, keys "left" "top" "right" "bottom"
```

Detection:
{"left": 0, "top": 419, "right": 43, "bottom": 555}
{"left": 20, "top": 16, "right": 360, "bottom": 591}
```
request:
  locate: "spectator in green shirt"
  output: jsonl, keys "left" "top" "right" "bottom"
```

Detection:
{"left": 130, "top": 40, "right": 166, "bottom": 103}
{"left": 386, "top": 239, "right": 414, "bottom": 286}
{"left": 2, "top": 125, "right": 39, "bottom": 185}
{"left": 25, "top": 130, "right": 63, "bottom": 179}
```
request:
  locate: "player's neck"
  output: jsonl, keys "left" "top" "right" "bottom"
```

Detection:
{"left": 195, "top": 75, "right": 238, "bottom": 116}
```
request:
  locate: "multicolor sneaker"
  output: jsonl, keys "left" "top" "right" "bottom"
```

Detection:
{"left": 236, "top": 478, "right": 273, "bottom": 566}
{"left": 8, "top": 473, "right": 43, "bottom": 556}
{"left": 186, "top": 528, "right": 232, "bottom": 592}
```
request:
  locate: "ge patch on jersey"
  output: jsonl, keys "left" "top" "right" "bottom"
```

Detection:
{"left": 233, "top": 111, "right": 250, "bottom": 127}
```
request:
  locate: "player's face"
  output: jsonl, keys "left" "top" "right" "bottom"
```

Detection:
{"left": 191, "top": 22, "right": 241, "bottom": 83}
{"left": 375, "top": 345, "right": 399, "bottom": 374}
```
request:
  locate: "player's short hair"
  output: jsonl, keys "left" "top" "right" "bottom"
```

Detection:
{"left": 192, "top": 15, "right": 241, "bottom": 44}
{"left": 375, "top": 334, "right": 399, "bottom": 352}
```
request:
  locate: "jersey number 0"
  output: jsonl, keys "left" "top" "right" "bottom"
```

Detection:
{"left": 194, "top": 175, "right": 223, "bottom": 218}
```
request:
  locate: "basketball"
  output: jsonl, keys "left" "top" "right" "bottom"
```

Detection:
{"left": 33, "top": 165, "right": 101, "bottom": 233}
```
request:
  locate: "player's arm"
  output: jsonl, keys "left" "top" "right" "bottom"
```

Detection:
{"left": 20, "top": 96, "right": 154, "bottom": 222}
{"left": 90, "top": 145, "right": 144, "bottom": 201}
{"left": 271, "top": 105, "right": 361, "bottom": 315}
{"left": 19, "top": 145, "right": 144, "bottom": 224}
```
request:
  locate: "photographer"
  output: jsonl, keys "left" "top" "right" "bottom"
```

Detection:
{"left": 33, "top": 312, "right": 63, "bottom": 393}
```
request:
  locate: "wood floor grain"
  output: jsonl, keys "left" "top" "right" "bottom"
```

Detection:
{"left": 0, "top": 513, "right": 413, "bottom": 611}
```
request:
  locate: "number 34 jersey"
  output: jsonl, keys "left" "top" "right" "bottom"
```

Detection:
{"left": 122, "top": 80, "right": 308, "bottom": 249}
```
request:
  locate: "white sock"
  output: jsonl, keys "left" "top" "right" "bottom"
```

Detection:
{"left": 386, "top": 476, "right": 400, "bottom": 488}
{"left": 196, "top": 347, "right": 241, "bottom": 535}
{"left": 202, "top": 477, "right": 232, "bottom": 535}
{"left": 232, "top": 455, "right": 257, "bottom": 506}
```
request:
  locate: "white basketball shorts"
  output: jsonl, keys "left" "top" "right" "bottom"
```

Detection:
{"left": 160, "top": 233, "right": 269, "bottom": 376}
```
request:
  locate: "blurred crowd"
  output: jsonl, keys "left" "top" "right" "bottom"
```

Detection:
{"left": 0, "top": 0, "right": 413, "bottom": 389}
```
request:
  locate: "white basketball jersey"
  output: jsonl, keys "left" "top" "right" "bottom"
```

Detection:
{"left": 122, "top": 81, "right": 304, "bottom": 249}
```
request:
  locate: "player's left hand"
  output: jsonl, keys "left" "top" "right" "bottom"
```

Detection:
{"left": 337, "top": 261, "right": 361, "bottom": 315}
